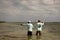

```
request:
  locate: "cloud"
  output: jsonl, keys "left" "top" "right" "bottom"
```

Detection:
{"left": 42, "top": 0, "right": 54, "bottom": 5}
{"left": 0, "top": 0, "right": 60, "bottom": 22}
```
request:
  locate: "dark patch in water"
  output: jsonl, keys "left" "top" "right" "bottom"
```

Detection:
{"left": 1, "top": 35, "right": 19, "bottom": 38}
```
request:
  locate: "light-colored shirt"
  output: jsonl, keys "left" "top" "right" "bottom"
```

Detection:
{"left": 23, "top": 23, "right": 33, "bottom": 31}
{"left": 35, "top": 22, "right": 44, "bottom": 31}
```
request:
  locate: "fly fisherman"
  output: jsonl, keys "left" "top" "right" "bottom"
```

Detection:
{"left": 20, "top": 20, "right": 33, "bottom": 40}
{"left": 35, "top": 20, "right": 44, "bottom": 36}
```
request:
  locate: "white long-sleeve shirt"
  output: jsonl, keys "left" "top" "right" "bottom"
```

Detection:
{"left": 22, "top": 23, "right": 33, "bottom": 31}
{"left": 35, "top": 22, "right": 44, "bottom": 31}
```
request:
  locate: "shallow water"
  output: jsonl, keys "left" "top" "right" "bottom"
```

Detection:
{"left": 0, "top": 22, "right": 60, "bottom": 40}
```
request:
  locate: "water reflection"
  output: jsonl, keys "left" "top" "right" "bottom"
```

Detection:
{"left": 27, "top": 35, "right": 42, "bottom": 40}
{"left": 28, "top": 35, "right": 32, "bottom": 40}
{"left": 36, "top": 36, "right": 42, "bottom": 40}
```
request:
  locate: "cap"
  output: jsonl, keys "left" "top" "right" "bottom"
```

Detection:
{"left": 28, "top": 20, "right": 31, "bottom": 23}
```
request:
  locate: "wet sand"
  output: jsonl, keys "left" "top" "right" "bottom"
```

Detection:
{"left": 0, "top": 22, "right": 60, "bottom": 40}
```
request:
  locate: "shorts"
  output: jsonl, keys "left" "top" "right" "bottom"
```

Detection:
{"left": 27, "top": 31, "right": 32, "bottom": 36}
{"left": 36, "top": 31, "right": 41, "bottom": 36}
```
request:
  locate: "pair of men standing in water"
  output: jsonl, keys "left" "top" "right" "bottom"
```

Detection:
{"left": 21, "top": 20, "right": 44, "bottom": 37}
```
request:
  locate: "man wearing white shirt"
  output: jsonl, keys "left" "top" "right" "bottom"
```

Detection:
{"left": 21, "top": 21, "right": 33, "bottom": 36}
{"left": 35, "top": 20, "right": 44, "bottom": 36}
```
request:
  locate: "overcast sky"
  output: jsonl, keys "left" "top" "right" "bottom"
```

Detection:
{"left": 0, "top": 0, "right": 60, "bottom": 22}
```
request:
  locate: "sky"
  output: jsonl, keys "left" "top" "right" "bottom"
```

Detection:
{"left": 0, "top": 0, "right": 60, "bottom": 22}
